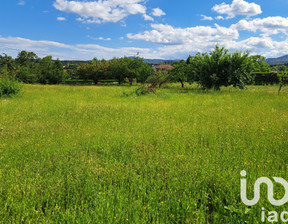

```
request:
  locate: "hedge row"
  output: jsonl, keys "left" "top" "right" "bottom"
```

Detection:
{"left": 252, "top": 72, "right": 280, "bottom": 85}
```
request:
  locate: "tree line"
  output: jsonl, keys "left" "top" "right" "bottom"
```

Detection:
{"left": 0, "top": 51, "right": 67, "bottom": 84}
{"left": 0, "top": 46, "right": 280, "bottom": 92}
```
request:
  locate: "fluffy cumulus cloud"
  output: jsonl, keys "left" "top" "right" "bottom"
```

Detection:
{"left": 151, "top": 8, "right": 166, "bottom": 17}
{"left": 127, "top": 23, "right": 239, "bottom": 45}
{"left": 231, "top": 16, "right": 288, "bottom": 36}
{"left": 2, "top": 1, "right": 288, "bottom": 60}
{"left": 212, "top": 0, "right": 262, "bottom": 19}
{"left": 125, "top": 17, "right": 288, "bottom": 58}
{"left": 53, "top": 0, "right": 148, "bottom": 23}
{"left": 215, "top": 16, "right": 224, "bottom": 20}
{"left": 201, "top": 15, "right": 213, "bottom": 21}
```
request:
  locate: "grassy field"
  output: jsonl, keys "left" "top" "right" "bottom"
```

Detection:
{"left": 0, "top": 84, "right": 288, "bottom": 223}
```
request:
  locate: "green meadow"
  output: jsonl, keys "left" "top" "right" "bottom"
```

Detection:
{"left": 0, "top": 84, "right": 288, "bottom": 223}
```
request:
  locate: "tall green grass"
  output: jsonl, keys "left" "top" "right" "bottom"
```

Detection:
{"left": 0, "top": 84, "right": 287, "bottom": 223}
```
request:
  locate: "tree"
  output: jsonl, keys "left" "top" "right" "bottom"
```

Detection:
{"left": 77, "top": 63, "right": 94, "bottom": 81}
{"left": 38, "top": 57, "right": 66, "bottom": 84}
{"left": 146, "top": 71, "right": 171, "bottom": 88}
{"left": 15, "top": 51, "right": 39, "bottom": 83}
{"left": 187, "top": 46, "right": 254, "bottom": 90}
{"left": 90, "top": 58, "right": 110, "bottom": 84}
{"left": 227, "top": 51, "right": 251, "bottom": 89}
{"left": 108, "top": 57, "right": 129, "bottom": 85}
{"left": 136, "top": 60, "right": 153, "bottom": 84}
{"left": 171, "top": 60, "right": 188, "bottom": 88}
{"left": 15, "top": 51, "right": 38, "bottom": 66}
{"left": 248, "top": 55, "right": 271, "bottom": 73}
{"left": 278, "top": 72, "right": 288, "bottom": 95}
{"left": 0, "top": 54, "right": 17, "bottom": 77}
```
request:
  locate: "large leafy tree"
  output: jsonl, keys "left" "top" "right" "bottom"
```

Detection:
{"left": 0, "top": 54, "right": 17, "bottom": 77}
{"left": 15, "top": 51, "right": 38, "bottom": 66}
{"left": 136, "top": 60, "right": 153, "bottom": 84}
{"left": 90, "top": 58, "right": 110, "bottom": 84}
{"left": 171, "top": 60, "right": 187, "bottom": 88}
{"left": 108, "top": 57, "right": 129, "bottom": 85}
{"left": 248, "top": 55, "right": 271, "bottom": 73}
{"left": 38, "top": 57, "right": 66, "bottom": 84}
{"left": 15, "top": 51, "right": 39, "bottom": 83}
{"left": 187, "top": 46, "right": 254, "bottom": 90}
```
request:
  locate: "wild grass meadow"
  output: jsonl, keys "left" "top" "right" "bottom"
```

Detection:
{"left": 0, "top": 84, "right": 288, "bottom": 223}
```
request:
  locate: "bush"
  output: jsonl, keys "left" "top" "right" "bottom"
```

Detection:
{"left": 0, "top": 76, "right": 22, "bottom": 97}
{"left": 252, "top": 72, "right": 279, "bottom": 85}
{"left": 135, "top": 87, "right": 149, "bottom": 96}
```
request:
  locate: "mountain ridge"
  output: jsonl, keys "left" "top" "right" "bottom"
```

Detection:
{"left": 266, "top": 55, "right": 288, "bottom": 65}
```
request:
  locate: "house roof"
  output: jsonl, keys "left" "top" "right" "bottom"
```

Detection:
{"left": 152, "top": 64, "right": 174, "bottom": 70}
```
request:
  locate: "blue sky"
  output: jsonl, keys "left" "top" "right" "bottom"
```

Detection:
{"left": 0, "top": 0, "right": 288, "bottom": 60}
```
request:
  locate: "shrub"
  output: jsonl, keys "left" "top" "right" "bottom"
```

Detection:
{"left": 135, "top": 86, "right": 149, "bottom": 96}
{"left": 278, "top": 72, "right": 288, "bottom": 94}
{"left": 252, "top": 72, "right": 279, "bottom": 85}
{"left": 0, "top": 76, "right": 22, "bottom": 97}
{"left": 146, "top": 71, "right": 171, "bottom": 88}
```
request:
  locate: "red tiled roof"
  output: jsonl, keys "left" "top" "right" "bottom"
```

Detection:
{"left": 152, "top": 64, "right": 174, "bottom": 70}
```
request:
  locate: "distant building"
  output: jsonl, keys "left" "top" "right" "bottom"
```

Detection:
{"left": 152, "top": 64, "right": 174, "bottom": 72}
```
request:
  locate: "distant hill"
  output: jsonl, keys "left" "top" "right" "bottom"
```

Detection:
{"left": 143, "top": 59, "right": 179, "bottom": 65}
{"left": 266, "top": 55, "right": 288, "bottom": 65}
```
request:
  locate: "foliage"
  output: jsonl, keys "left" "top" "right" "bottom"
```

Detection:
{"left": 76, "top": 57, "right": 153, "bottom": 85}
{"left": 248, "top": 55, "right": 271, "bottom": 73}
{"left": 0, "top": 75, "right": 22, "bottom": 97}
{"left": 38, "top": 57, "right": 67, "bottom": 84}
{"left": 146, "top": 71, "right": 171, "bottom": 88}
{"left": 278, "top": 72, "right": 288, "bottom": 94}
{"left": 186, "top": 46, "right": 253, "bottom": 90}
{"left": 0, "top": 51, "right": 68, "bottom": 84}
{"left": 170, "top": 60, "right": 188, "bottom": 88}
{"left": 271, "top": 64, "right": 288, "bottom": 72}
{"left": 252, "top": 72, "right": 279, "bottom": 85}
{"left": 134, "top": 58, "right": 153, "bottom": 84}
{"left": 0, "top": 54, "right": 17, "bottom": 77}
{"left": 135, "top": 86, "right": 150, "bottom": 96}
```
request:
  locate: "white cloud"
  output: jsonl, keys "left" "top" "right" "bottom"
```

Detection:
{"left": 87, "top": 35, "right": 111, "bottom": 41}
{"left": 125, "top": 21, "right": 288, "bottom": 59}
{"left": 127, "top": 23, "right": 239, "bottom": 45}
{"left": 143, "top": 14, "right": 154, "bottom": 21}
{"left": 231, "top": 16, "right": 288, "bottom": 36}
{"left": 17, "top": 0, "right": 25, "bottom": 6}
{"left": 215, "top": 16, "right": 224, "bottom": 20}
{"left": 0, "top": 35, "right": 155, "bottom": 60}
{"left": 53, "top": 0, "right": 148, "bottom": 23}
{"left": 1, "top": 14, "right": 288, "bottom": 61}
{"left": 201, "top": 15, "right": 213, "bottom": 21}
{"left": 152, "top": 8, "right": 166, "bottom": 17}
{"left": 57, "top": 17, "right": 66, "bottom": 21}
{"left": 212, "top": 0, "right": 262, "bottom": 19}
